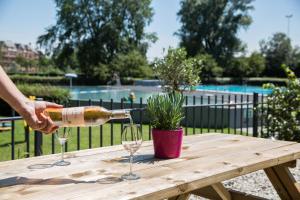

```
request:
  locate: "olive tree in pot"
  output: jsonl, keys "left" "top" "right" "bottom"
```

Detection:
{"left": 147, "top": 48, "right": 202, "bottom": 158}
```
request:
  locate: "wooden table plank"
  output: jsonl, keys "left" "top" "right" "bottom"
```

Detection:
{"left": 0, "top": 133, "right": 299, "bottom": 200}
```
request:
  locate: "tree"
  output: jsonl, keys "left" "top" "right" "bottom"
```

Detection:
{"left": 153, "top": 48, "right": 202, "bottom": 93}
{"left": 195, "top": 54, "right": 223, "bottom": 80}
{"left": 260, "top": 32, "right": 293, "bottom": 77}
{"left": 227, "top": 52, "right": 265, "bottom": 78}
{"left": 177, "top": 0, "right": 254, "bottom": 70}
{"left": 37, "top": 0, "right": 156, "bottom": 80}
{"left": 247, "top": 52, "right": 265, "bottom": 77}
{"left": 227, "top": 56, "right": 249, "bottom": 78}
{"left": 111, "top": 50, "right": 152, "bottom": 78}
{"left": 289, "top": 46, "right": 300, "bottom": 76}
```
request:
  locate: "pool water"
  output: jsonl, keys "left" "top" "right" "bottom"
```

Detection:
{"left": 196, "top": 85, "right": 272, "bottom": 95}
{"left": 70, "top": 86, "right": 159, "bottom": 102}
{"left": 69, "top": 85, "right": 272, "bottom": 102}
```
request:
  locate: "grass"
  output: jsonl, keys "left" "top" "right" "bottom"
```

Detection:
{"left": 0, "top": 120, "right": 244, "bottom": 162}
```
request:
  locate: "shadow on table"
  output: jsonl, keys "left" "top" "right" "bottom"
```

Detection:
{"left": 118, "top": 154, "right": 163, "bottom": 164}
{"left": 0, "top": 176, "right": 97, "bottom": 188}
{"left": 27, "top": 164, "right": 54, "bottom": 170}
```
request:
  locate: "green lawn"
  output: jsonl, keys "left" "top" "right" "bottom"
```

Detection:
{"left": 0, "top": 120, "right": 244, "bottom": 161}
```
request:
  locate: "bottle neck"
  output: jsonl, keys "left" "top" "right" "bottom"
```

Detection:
{"left": 110, "top": 110, "right": 130, "bottom": 119}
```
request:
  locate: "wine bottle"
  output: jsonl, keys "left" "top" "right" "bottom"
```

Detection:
{"left": 44, "top": 106, "right": 130, "bottom": 127}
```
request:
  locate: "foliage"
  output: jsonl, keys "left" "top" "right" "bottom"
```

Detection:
{"left": 15, "top": 55, "right": 37, "bottom": 68}
{"left": 195, "top": 54, "right": 223, "bottom": 80}
{"left": 290, "top": 46, "right": 300, "bottom": 75}
{"left": 228, "top": 56, "right": 249, "bottom": 78}
{"left": 153, "top": 48, "right": 202, "bottom": 92}
{"left": 37, "top": 0, "right": 156, "bottom": 77}
{"left": 12, "top": 55, "right": 64, "bottom": 75}
{"left": 17, "top": 84, "right": 70, "bottom": 103}
{"left": 259, "top": 32, "right": 300, "bottom": 77}
{"left": 10, "top": 75, "right": 67, "bottom": 85}
{"left": 111, "top": 50, "right": 152, "bottom": 78}
{"left": 262, "top": 65, "right": 300, "bottom": 141}
{"left": 247, "top": 52, "right": 266, "bottom": 77}
{"left": 260, "top": 33, "right": 293, "bottom": 77}
{"left": 38, "top": 67, "right": 65, "bottom": 76}
{"left": 228, "top": 52, "right": 265, "bottom": 78}
{"left": 177, "top": 0, "right": 254, "bottom": 68}
{"left": 147, "top": 93, "right": 184, "bottom": 130}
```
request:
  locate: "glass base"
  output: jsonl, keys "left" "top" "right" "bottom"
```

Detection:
{"left": 54, "top": 160, "right": 71, "bottom": 166}
{"left": 121, "top": 172, "right": 140, "bottom": 180}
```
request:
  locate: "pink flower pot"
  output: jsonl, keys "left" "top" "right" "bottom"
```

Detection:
{"left": 152, "top": 128, "right": 183, "bottom": 159}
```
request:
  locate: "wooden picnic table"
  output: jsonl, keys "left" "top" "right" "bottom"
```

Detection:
{"left": 1, "top": 133, "right": 300, "bottom": 200}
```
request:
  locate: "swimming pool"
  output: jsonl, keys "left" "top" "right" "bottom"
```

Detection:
{"left": 69, "top": 85, "right": 272, "bottom": 102}
{"left": 70, "top": 86, "right": 159, "bottom": 101}
{"left": 196, "top": 85, "right": 272, "bottom": 95}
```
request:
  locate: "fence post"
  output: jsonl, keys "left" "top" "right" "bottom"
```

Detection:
{"left": 34, "top": 130, "right": 43, "bottom": 156}
{"left": 11, "top": 110, "right": 15, "bottom": 160}
{"left": 25, "top": 125, "right": 30, "bottom": 158}
{"left": 253, "top": 93, "right": 259, "bottom": 137}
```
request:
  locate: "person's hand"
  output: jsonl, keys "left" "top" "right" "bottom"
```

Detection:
{"left": 21, "top": 100, "right": 63, "bottom": 134}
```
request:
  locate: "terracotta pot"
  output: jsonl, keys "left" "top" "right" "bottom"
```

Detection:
{"left": 152, "top": 128, "right": 183, "bottom": 159}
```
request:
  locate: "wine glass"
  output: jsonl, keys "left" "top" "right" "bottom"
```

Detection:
{"left": 54, "top": 127, "right": 71, "bottom": 166}
{"left": 121, "top": 124, "right": 143, "bottom": 180}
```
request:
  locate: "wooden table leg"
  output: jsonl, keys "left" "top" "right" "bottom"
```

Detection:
{"left": 192, "top": 183, "right": 232, "bottom": 200}
{"left": 192, "top": 183, "right": 268, "bottom": 200}
{"left": 264, "top": 161, "right": 300, "bottom": 200}
{"left": 168, "top": 193, "right": 190, "bottom": 200}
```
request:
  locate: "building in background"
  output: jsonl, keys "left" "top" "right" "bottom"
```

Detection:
{"left": 0, "top": 40, "right": 40, "bottom": 72}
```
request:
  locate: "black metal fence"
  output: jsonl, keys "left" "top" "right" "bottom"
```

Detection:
{"left": 0, "top": 93, "right": 269, "bottom": 161}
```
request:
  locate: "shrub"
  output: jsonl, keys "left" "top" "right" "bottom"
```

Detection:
{"left": 195, "top": 54, "right": 223, "bottom": 80}
{"left": 111, "top": 50, "right": 153, "bottom": 78}
{"left": 0, "top": 84, "right": 70, "bottom": 116}
{"left": 153, "top": 48, "right": 202, "bottom": 93}
{"left": 17, "top": 84, "right": 70, "bottom": 103}
{"left": 146, "top": 93, "right": 184, "bottom": 130}
{"left": 262, "top": 65, "right": 300, "bottom": 141}
{"left": 10, "top": 75, "right": 67, "bottom": 85}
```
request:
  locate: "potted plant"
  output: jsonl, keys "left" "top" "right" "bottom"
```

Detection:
{"left": 147, "top": 48, "right": 202, "bottom": 158}
{"left": 147, "top": 93, "right": 185, "bottom": 158}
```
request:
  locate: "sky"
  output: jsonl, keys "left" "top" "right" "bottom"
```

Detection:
{"left": 0, "top": 0, "right": 299, "bottom": 61}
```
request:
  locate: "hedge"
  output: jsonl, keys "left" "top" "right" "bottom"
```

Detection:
{"left": 0, "top": 84, "right": 70, "bottom": 116}
{"left": 9, "top": 74, "right": 68, "bottom": 85}
{"left": 17, "top": 84, "right": 70, "bottom": 103}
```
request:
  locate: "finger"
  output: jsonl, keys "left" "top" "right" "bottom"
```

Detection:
{"left": 35, "top": 114, "right": 48, "bottom": 130}
{"left": 41, "top": 117, "right": 57, "bottom": 134}
{"left": 36, "top": 112, "right": 49, "bottom": 123}
{"left": 45, "top": 126, "right": 59, "bottom": 134}
{"left": 45, "top": 102, "right": 63, "bottom": 108}
{"left": 26, "top": 113, "right": 43, "bottom": 130}
{"left": 47, "top": 117, "right": 58, "bottom": 133}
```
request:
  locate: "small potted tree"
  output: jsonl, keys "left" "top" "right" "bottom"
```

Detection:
{"left": 147, "top": 48, "right": 202, "bottom": 158}
{"left": 147, "top": 93, "right": 184, "bottom": 158}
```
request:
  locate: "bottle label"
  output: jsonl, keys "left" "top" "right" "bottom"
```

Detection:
{"left": 62, "top": 107, "right": 85, "bottom": 126}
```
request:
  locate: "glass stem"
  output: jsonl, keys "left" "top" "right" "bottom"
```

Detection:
{"left": 129, "top": 153, "right": 133, "bottom": 174}
{"left": 61, "top": 143, "right": 65, "bottom": 162}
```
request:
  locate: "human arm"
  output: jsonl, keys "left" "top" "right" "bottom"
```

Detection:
{"left": 0, "top": 66, "right": 62, "bottom": 133}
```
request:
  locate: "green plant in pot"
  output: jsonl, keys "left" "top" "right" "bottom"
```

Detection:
{"left": 148, "top": 47, "right": 201, "bottom": 158}
{"left": 147, "top": 93, "right": 185, "bottom": 158}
